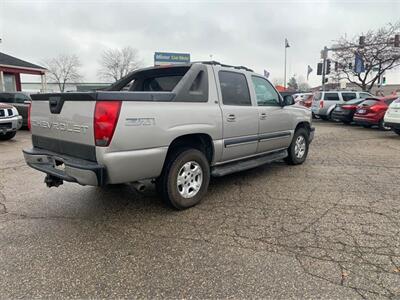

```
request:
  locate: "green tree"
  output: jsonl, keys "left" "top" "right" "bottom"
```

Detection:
{"left": 287, "top": 76, "right": 298, "bottom": 90}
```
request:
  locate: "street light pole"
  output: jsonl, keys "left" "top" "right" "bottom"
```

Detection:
{"left": 284, "top": 43, "right": 287, "bottom": 88}
{"left": 321, "top": 46, "right": 328, "bottom": 90}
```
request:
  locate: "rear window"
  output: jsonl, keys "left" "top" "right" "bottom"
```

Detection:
{"left": 143, "top": 76, "right": 182, "bottom": 91}
{"left": 360, "top": 99, "right": 379, "bottom": 106}
{"left": 324, "top": 93, "right": 339, "bottom": 101}
{"left": 342, "top": 92, "right": 356, "bottom": 101}
{"left": 346, "top": 98, "right": 365, "bottom": 105}
{"left": 384, "top": 98, "right": 396, "bottom": 105}
{"left": 0, "top": 93, "right": 16, "bottom": 103}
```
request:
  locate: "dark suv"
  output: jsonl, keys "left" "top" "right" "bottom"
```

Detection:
{"left": 0, "top": 92, "right": 31, "bottom": 127}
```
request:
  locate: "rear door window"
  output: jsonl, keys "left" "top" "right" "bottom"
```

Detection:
{"left": 324, "top": 93, "right": 339, "bottom": 101}
{"left": 219, "top": 71, "right": 251, "bottom": 106}
{"left": 341, "top": 92, "right": 356, "bottom": 101}
{"left": 359, "top": 92, "right": 372, "bottom": 99}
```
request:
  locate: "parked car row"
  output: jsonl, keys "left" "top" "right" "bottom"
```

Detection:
{"left": 0, "top": 92, "right": 31, "bottom": 141}
{"left": 298, "top": 89, "right": 400, "bottom": 134}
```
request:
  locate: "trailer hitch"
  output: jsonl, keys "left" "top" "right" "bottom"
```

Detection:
{"left": 44, "top": 175, "right": 63, "bottom": 188}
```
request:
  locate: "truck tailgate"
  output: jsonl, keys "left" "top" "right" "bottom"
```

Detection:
{"left": 30, "top": 93, "right": 97, "bottom": 160}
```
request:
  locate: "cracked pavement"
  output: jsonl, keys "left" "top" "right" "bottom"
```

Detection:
{"left": 0, "top": 121, "right": 400, "bottom": 299}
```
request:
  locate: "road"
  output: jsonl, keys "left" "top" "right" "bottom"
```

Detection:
{"left": 1, "top": 121, "right": 400, "bottom": 299}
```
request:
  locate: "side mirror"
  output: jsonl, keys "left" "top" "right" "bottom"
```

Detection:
{"left": 282, "top": 95, "right": 294, "bottom": 106}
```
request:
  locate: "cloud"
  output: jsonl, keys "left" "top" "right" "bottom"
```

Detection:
{"left": 1, "top": 0, "right": 399, "bottom": 86}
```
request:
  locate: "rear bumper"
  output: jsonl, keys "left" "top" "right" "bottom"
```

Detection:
{"left": 353, "top": 116, "right": 379, "bottom": 126}
{"left": 331, "top": 111, "right": 353, "bottom": 122}
{"left": 23, "top": 147, "right": 106, "bottom": 186}
{"left": 0, "top": 115, "right": 22, "bottom": 134}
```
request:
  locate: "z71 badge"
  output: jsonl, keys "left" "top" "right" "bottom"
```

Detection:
{"left": 125, "top": 118, "right": 155, "bottom": 126}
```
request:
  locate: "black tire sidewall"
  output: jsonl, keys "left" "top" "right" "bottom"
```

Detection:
{"left": 0, "top": 131, "right": 16, "bottom": 141}
{"left": 288, "top": 128, "right": 309, "bottom": 165}
{"left": 165, "top": 149, "right": 210, "bottom": 210}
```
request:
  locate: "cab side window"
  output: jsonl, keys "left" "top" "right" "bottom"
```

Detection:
{"left": 219, "top": 71, "right": 251, "bottom": 106}
{"left": 324, "top": 93, "right": 339, "bottom": 101}
{"left": 251, "top": 76, "right": 280, "bottom": 106}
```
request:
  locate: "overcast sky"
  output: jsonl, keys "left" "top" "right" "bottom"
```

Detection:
{"left": 1, "top": 0, "right": 399, "bottom": 87}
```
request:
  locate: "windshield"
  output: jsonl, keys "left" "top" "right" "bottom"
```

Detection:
{"left": 0, "top": 93, "right": 16, "bottom": 103}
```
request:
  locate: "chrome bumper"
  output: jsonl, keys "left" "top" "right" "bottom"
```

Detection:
{"left": 23, "top": 147, "right": 106, "bottom": 186}
{"left": 0, "top": 115, "right": 22, "bottom": 134}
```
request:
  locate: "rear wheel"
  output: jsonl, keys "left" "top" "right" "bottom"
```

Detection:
{"left": 285, "top": 128, "right": 309, "bottom": 165}
{"left": 320, "top": 116, "right": 329, "bottom": 121}
{"left": 378, "top": 119, "right": 391, "bottom": 131}
{"left": 0, "top": 131, "right": 16, "bottom": 141}
{"left": 362, "top": 124, "right": 372, "bottom": 128}
{"left": 156, "top": 148, "right": 210, "bottom": 210}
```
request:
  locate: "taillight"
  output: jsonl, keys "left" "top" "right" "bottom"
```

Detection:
{"left": 369, "top": 105, "right": 384, "bottom": 113}
{"left": 319, "top": 100, "right": 324, "bottom": 108}
{"left": 341, "top": 105, "right": 356, "bottom": 110}
{"left": 94, "top": 101, "right": 122, "bottom": 147}
{"left": 28, "top": 102, "right": 31, "bottom": 130}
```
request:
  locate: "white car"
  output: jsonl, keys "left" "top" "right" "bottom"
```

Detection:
{"left": 384, "top": 98, "right": 400, "bottom": 135}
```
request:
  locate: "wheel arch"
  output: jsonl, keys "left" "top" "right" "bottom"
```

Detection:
{"left": 165, "top": 133, "right": 214, "bottom": 165}
{"left": 294, "top": 121, "right": 311, "bottom": 133}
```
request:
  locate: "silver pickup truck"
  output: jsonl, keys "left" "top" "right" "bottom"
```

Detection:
{"left": 23, "top": 62, "right": 314, "bottom": 209}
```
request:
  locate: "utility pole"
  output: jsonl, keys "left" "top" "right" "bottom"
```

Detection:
{"left": 284, "top": 38, "right": 290, "bottom": 88}
{"left": 321, "top": 46, "right": 328, "bottom": 90}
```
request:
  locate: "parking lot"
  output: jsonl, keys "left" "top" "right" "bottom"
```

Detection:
{"left": 0, "top": 121, "right": 400, "bottom": 299}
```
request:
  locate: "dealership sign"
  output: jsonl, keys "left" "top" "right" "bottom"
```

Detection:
{"left": 154, "top": 52, "right": 190, "bottom": 66}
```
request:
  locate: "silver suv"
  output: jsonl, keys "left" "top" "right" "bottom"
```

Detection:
{"left": 23, "top": 62, "right": 314, "bottom": 209}
{"left": 312, "top": 90, "right": 372, "bottom": 120}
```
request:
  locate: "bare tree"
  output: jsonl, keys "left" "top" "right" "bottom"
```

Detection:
{"left": 98, "top": 47, "right": 142, "bottom": 82}
{"left": 42, "top": 54, "right": 82, "bottom": 92}
{"left": 332, "top": 22, "right": 400, "bottom": 91}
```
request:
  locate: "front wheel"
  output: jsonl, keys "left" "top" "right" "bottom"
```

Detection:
{"left": 285, "top": 128, "right": 310, "bottom": 165}
{"left": 0, "top": 131, "right": 16, "bottom": 141}
{"left": 156, "top": 148, "right": 210, "bottom": 210}
{"left": 378, "top": 119, "right": 391, "bottom": 131}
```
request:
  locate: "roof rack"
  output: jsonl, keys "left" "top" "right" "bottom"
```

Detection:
{"left": 198, "top": 61, "right": 254, "bottom": 72}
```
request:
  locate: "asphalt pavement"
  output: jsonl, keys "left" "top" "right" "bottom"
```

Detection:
{"left": 1, "top": 121, "right": 400, "bottom": 299}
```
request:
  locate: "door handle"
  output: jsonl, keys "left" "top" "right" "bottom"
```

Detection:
{"left": 260, "top": 113, "right": 267, "bottom": 120}
{"left": 227, "top": 114, "right": 236, "bottom": 122}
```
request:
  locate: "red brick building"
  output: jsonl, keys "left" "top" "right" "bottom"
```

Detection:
{"left": 0, "top": 52, "right": 47, "bottom": 92}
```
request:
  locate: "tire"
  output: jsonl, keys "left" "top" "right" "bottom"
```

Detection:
{"left": 156, "top": 148, "right": 210, "bottom": 210}
{"left": 0, "top": 131, "right": 16, "bottom": 141}
{"left": 362, "top": 125, "right": 372, "bottom": 128}
{"left": 285, "top": 128, "right": 310, "bottom": 165}
{"left": 393, "top": 128, "right": 400, "bottom": 135}
{"left": 343, "top": 120, "right": 351, "bottom": 125}
{"left": 378, "top": 119, "right": 391, "bottom": 131}
{"left": 319, "top": 116, "right": 328, "bottom": 121}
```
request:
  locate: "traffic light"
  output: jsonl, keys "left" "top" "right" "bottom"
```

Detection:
{"left": 382, "top": 76, "right": 386, "bottom": 85}
{"left": 317, "top": 63, "right": 323, "bottom": 75}
{"left": 348, "top": 62, "right": 352, "bottom": 70}
{"left": 334, "top": 62, "right": 339, "bottom": 72}
{"left": 395, "top": 34, "right": 400, "bottom": 47}
{"left": 359, "top": 36, "right": 365, "bottom": 48}
{"left": 326, "top": 59, "right": 331, "bottom": 74}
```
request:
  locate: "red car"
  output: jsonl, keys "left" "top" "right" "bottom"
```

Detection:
{"left": 353, "top": 96, "right": 398, "bottom": 130}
